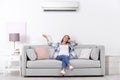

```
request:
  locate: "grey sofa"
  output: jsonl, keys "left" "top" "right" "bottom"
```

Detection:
{"left": 21, "top": 45, "right": 105, "bottom": 76}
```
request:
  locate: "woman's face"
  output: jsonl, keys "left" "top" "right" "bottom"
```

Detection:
{"left": 62, "top": 35, "right": 70, "bottom": 43}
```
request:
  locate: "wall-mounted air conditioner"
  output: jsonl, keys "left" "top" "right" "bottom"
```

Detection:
{"left": 42, "top": 1, "right": 79, "bottom": 11}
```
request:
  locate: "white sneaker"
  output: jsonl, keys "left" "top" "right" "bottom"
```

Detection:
{"left": 60, "top": 70, "right": 66, "bottom": 75}
{"left": 69, "top": 65, "right": 74, "bottom": 71}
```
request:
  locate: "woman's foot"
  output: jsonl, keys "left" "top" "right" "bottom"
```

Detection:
{"left": 69, "top": 65, "right": 74, "bottom": 71}
{"left": 60, "top": 69, "right": 66, "bottom": 75}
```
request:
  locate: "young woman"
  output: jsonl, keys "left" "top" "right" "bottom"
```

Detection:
{"left": 42, "top": 34, "right": 78, "bottom": 75}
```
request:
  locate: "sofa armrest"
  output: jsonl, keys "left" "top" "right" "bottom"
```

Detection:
{"left": 21, "top": 46, "right": 27, "bottom": 76}
{"left": 98, "top": 45, "right": 105, "bottom": 75}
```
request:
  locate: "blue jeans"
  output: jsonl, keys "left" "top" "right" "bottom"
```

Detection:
{"left": 56, "top": 55, "right": 70, "bottom": 69}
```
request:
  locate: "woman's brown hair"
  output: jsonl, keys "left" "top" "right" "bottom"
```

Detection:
{"left": 61, "top": 35, "right": 70, "bottom": 44}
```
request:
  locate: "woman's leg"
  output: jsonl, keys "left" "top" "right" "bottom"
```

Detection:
{"left": 56, "top": 55, "right": 66, "bottom": 75}
{"left": 62, "top": 56, "right": 74, "bottom": 70}
{"left": 56, "top": 55, "right": 67, "bottom": 69}
{"left": 62, "top": 56, "right": 70, "bottom": 68}
{"left": 57, "top": 55, "right": 74, "bottom": 70}
{"left": 56, "top": 55, "right": 73, "bottom": 75}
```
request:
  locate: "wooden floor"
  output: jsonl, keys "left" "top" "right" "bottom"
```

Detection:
{"left": 0, "top": 71, "right": 120, "bottom": 80}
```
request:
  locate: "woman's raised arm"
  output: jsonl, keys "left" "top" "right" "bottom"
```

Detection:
{"left": 42, "top": 34, "right": 49, "bottom": 42}
{"left": 42, "top": 34, "right": 58, "bottom": 47}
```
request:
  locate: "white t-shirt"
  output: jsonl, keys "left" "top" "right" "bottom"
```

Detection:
{"left": 58, "top": 45, "right": 69, "bottom": 56}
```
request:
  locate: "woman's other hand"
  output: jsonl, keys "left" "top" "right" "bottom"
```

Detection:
{"left": 42, "top": 34, "right": 49, "bottom": 42}
{"left": 42, "top": 34, "right": 47, "bottom": 38}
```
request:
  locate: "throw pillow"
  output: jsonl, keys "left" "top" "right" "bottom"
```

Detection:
{"left": 26, "top": 49, "right": 37, "bottom": 61}
{"left": 79, "top": 48, "right": 92, "bottom": 59}
{"left": 34, "top": 47, "right": 49, "bottom": 60}
{"left": 74, "top": 48, "right": 81, "bottom": 58}
{"left": 90, "top": 47, "right": 99, "bottom": 60}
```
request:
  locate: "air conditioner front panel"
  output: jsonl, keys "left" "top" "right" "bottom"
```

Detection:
{"left": 42, "top": 1, "right": 79, "bottom": 11}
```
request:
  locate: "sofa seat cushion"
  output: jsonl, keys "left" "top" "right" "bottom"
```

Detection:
{"left": 27, "top": 59, "right": 100, "bottom": 69}
{"left": 70, "top": 59, "right": 100, "bottom": 68}
{"left": 27, "top": 60, "right": 62, "bottom": 68}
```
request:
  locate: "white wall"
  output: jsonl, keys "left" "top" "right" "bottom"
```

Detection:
{"left": 0, "top": 0, "right": 120, "bottom": 56}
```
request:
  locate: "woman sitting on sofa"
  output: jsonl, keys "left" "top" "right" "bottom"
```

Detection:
{"left": 42, "top": 34, "right": 78, "bottom": 75}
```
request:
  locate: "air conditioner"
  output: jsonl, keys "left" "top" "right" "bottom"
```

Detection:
{"left": 42, "top": 1, "right": 79, "bottom": 11}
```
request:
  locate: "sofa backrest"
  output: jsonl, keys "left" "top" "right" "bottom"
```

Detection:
{"left": 23, "top": 45, "right": 104, "bottom": 61}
